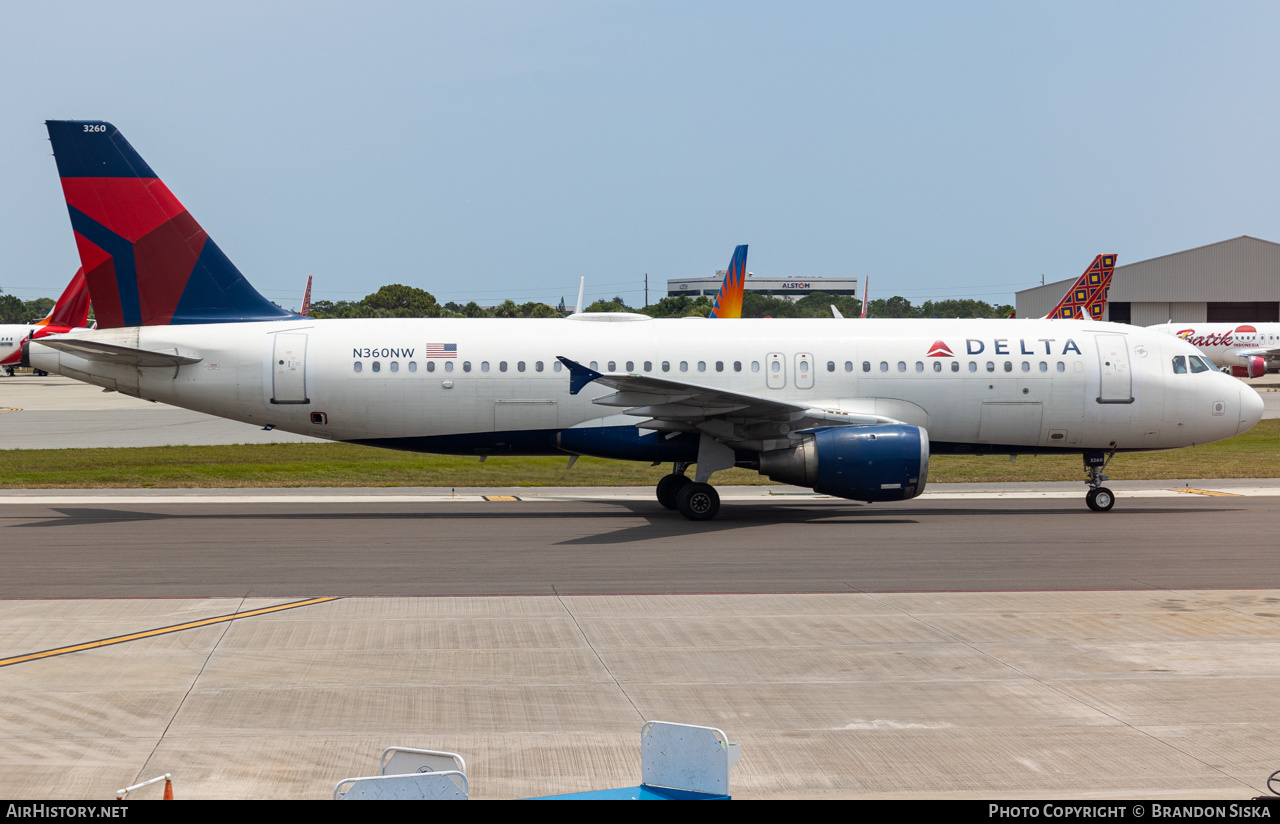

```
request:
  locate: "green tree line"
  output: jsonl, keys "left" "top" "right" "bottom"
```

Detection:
{"left": 4, "top": 281, "right": 1013, "bottom": 324}
{"left": 310, "top": 283, "right": 1014, "bottom": 320}
{"left": 0, "top": 290, "right": 55, "bottom": 324}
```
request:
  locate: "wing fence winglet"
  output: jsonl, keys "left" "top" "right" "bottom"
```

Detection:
{"left": 557, "top": 356, "right": 603, "bottom": 395}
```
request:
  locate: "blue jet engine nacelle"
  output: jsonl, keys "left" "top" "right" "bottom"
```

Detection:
{"left": 758, "top": 424, "right": 929, "bottom": 502}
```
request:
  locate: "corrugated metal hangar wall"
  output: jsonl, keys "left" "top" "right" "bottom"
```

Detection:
{"left": 1015, "top": 236, "right": 1280, "bottom": 325}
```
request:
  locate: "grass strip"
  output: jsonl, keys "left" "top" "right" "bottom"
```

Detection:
{"left": 1, "top": 420, "right": 1276, "bottom": 488}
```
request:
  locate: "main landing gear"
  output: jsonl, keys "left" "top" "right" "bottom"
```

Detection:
{"left": 655, "top": 463, "right": 721, "bottom": 521}
{"left": 1084, "top": 451, "right": 1116, "bottom": 512}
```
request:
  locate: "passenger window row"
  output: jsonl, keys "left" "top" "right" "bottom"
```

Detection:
{"left": 350, "top": 360, "right": 761, "bottom": 374}
{"left": 861, "top": 360, "right": 1066, "bottom": 373}
{"left": 353, "top": 360, "right": 562, "bottom": 374}
{"left": 351, "top": 357, "right": 1072, "bottom": 376}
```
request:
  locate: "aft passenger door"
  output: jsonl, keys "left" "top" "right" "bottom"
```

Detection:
{"left": 271, "top": 333, "right": 310, "bottom": 404}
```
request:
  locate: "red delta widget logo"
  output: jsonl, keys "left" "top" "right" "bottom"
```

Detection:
{"left": 928, "top": 339, "right": 1083, "bottom": 357}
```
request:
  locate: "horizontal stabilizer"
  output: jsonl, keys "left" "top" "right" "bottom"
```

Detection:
{"left": 38, "top": 337, "right": 202, "bottom": 367}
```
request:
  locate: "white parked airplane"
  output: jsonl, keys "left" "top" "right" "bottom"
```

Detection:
{"left": 1, "top": 267, "right": 92, "bottom": 376}
{"left": 24, "top": 121, "right": 1265, "bottom": 519}
{"left": 1147, "top": 322, "right": 1280, "bottom": 378}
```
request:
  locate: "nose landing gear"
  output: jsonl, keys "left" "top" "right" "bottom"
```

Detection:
{"left": 1084, "top": 450, "right": 1116, "bottom": 512}
{"left": 1085, "top": 486, "right": 1114, "bottom": 511}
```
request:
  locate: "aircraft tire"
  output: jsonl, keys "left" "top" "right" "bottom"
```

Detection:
{"left": 676, "top": 482, "right": 720, "bottom": 521}
{"left": 1086, "top": 487, "right": 1115, "bottom": 512}
{"left": 656, "top": 473, "right": 691, "bottom": 510}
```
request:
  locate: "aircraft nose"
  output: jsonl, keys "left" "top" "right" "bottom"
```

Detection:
{"left": 1239, "top": 385, "right": 1264, "bottom": 434}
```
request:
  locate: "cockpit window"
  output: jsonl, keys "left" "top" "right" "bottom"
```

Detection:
{"left": 1172, "top": 355, "right": 1187, "bottom": 374}
{"left": 1189, "top": 356, "right": 1210, "bottom": 373}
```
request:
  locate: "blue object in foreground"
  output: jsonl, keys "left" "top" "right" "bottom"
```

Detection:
{"left": 336, "top": 721, "right": 740, "bottom": 800}
{"left": 530, "top": 785, "right": 730, "bottom": 801}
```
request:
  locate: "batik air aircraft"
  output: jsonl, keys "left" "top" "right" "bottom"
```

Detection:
{"left": 1146, "top": 322, "right": 1280, "bottom": 378}
{"left": 300, "top": 275, "right": 313, "bottom": 317}
{"left": 25, "top": 121, "right": 1264, "bottom": 519}
{"left": 1, "top": 267, "right": 92, "bottom": 376}
{"left": 1043, "top": 254, "right": 1115, "bottom": 321}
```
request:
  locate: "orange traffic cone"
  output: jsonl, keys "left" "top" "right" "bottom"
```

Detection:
{"left": 163, "top": 777, "right": 173, "bottom": 800}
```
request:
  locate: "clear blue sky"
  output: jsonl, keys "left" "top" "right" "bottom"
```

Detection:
{"left": 2, "top": 1, "right": 1278, "bottom": 310}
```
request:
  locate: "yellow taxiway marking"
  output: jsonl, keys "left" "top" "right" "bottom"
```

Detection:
{"left": 1174, "top": 488, "right": 1242, "bottom": 497}
{"left": 483, "top": 495, "right": 521, "bottom": 501}
{"left": 0, "top": 407, "right": 21, "bottom": 413}
{"left": 0, "top": 596, "right": 340, "bottom": 668}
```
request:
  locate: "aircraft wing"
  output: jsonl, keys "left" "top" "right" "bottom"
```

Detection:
{"left": 1232, "top": 347, "right": 1280, "bottom": 359}
{"left": 557, "top": 356, "right": 896, "bottom": 445}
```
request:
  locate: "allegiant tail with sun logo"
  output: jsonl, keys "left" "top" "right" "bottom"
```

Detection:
{"left": 25, "top": 121, "right": 1264, "bottom": 520}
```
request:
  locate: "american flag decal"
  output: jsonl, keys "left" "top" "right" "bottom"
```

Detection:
{"left": 425, "top": 343, "right": 457, "bottom": 358}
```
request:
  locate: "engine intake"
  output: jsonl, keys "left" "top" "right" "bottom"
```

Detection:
{"left": 1230, "top": 356, "right": 1268, "bottom": 379}
{"left": 759, "top": 424, "right": 929, "bottom": 502}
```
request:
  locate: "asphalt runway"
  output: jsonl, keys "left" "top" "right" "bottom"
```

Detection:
{"left": 5, "top": 492, "right": 1280, "bottom": 598}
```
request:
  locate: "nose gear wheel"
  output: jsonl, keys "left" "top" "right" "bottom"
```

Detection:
{"left": 1086, "top": 487, "right": 1115, "bottom": 511}
{"left": 1083, "top": 450, "right": 1117, "bottom": 512}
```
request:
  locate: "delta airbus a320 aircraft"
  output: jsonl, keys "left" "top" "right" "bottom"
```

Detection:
{"left": 25, "top": 121, "right": 1264, "bottom": 519}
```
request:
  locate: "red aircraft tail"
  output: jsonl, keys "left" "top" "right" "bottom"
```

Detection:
{"left": 34, "top": 267, "right": 91, "bottom": 329}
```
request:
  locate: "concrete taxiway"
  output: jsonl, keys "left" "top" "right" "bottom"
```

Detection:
{"left": 0, "top": 374, "right": 320, "bottom": 448}
{"left": 3, "top": 589, "right": 1279, "bottom": 800}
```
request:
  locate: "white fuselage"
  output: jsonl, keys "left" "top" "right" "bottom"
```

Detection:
{"left": 30, "top": 317, "right": 1261, "bottom": 456}
{"left": 1149, "top": 321, "right": 1280, "bottom": 370}
{"left": 0, "top": 323, "right": 34, "bottom": 355}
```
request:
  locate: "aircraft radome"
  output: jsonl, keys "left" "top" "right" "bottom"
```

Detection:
{"left": 25, "top": 121, "right": 1265, "bottom": 520}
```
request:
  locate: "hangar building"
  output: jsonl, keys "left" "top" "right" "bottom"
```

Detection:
{"left": 1014, "top": 236, "right": 1280, "bottom": 325}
